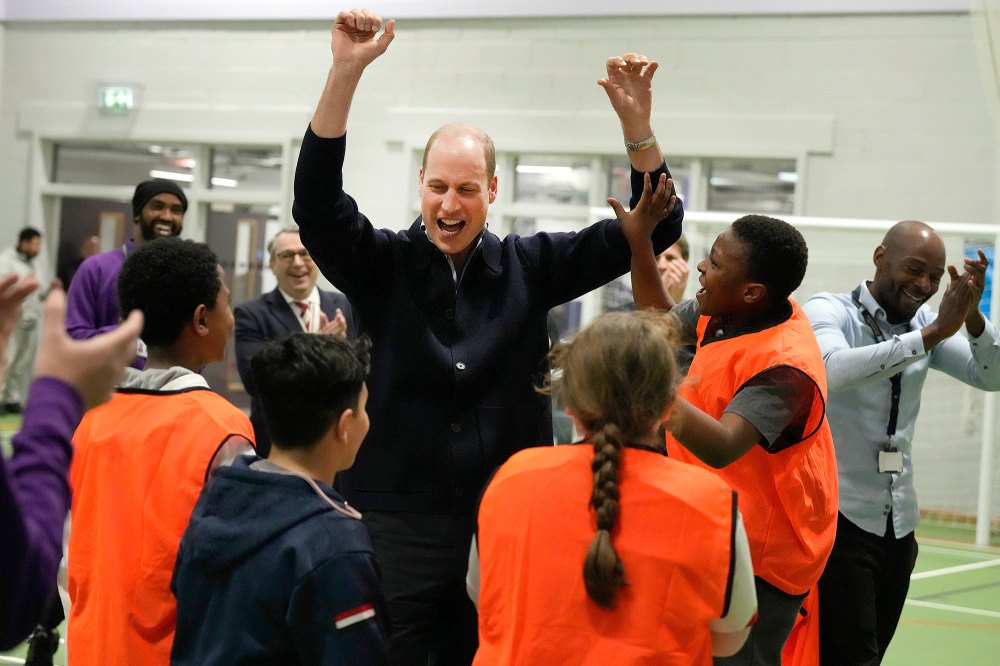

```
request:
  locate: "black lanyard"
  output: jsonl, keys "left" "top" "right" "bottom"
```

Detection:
{"left": 852, "top": 286, "right": 902, "bottom": 445}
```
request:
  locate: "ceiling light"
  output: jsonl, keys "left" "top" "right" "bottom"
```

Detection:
{"left": 149, "top": 169, "right": 193, "bottom": 182}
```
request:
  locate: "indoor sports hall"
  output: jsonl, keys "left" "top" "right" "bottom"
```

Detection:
{"left": 1, "top": 1, "right": 998, "bottom": 664}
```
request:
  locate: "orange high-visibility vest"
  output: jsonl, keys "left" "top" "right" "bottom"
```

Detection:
{"left": 68, "top": 388, "right": 253, "bottom": 666}
{"left": 475, "top": 445, "right": 737, "bottom": 666}
{"left": 666, "top": 300, "right": 838, "bottom": 596}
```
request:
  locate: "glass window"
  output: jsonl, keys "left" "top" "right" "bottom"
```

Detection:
{"left": 206, "top": 202, "right": 283, "bottom": 306}
{"left": 210, "top": 146, "right": 283, "bottom": 191}
{"left": 707, "top": 158, "right": 796, "bottom": 214}
{"left": 601, "top": 276, "right": 634, "bottom": 314}
{"left": 513, "top": 154, "right": 591, "bottom": 205}
{"left": 508, "top": 216, "right": 585, "bottom": 237}
{"left": 200, "top": 202, "right": 282, "bottom": 409}
{"left": 510, "top": 217, "right": 536, "bottom": 236}
{"left": 548, "top": 300, "right": 583, "bottom": 344}
{"left": 607, "top": 157, "right": 691, "bottom": 204}
{"left": 53, "top": 142, "right": 196, "bottom": 186}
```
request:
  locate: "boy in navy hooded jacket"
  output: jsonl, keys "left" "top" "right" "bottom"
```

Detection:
{"left": 170, "top": 333, "right": 387, "bottom": 665}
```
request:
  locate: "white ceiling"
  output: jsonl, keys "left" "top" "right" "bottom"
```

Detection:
{"left": 0, "top": 0, "right": 972, "bottom": 22}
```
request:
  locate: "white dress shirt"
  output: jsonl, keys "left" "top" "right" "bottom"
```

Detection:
{"left": 279, "top": 287, "right": 320, "bottom": 333}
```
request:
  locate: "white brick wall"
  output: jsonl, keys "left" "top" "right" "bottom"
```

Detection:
{"left": 0, "top": 12, "right": 997, "bottom": 521}
{"left": 0, "top": 13, "right": 995, "bottom": 236}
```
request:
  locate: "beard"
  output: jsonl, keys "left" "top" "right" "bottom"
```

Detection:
{"left": 876, "top": 281, "right": 923, "bottom": 324}
{"left": 137, "top": 218, "right": 182, "bottom": 242}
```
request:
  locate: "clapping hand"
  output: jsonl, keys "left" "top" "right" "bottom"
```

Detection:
{"left": 318, "top": 308, "right": 348, "bottom": 338}
{"left": 0, "top": 273, "right": 39, "bottom": 374}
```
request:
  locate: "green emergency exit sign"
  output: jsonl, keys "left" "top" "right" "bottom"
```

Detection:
{"left": 97, "top": 86, "right": 134, "bottom": 113}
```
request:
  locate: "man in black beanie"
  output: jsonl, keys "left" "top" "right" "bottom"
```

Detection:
{"left": 64, "top": 179, "right": 187, "bottom": 367}
{"left": 129, "top": 179, "right": 188, "bottom": 242}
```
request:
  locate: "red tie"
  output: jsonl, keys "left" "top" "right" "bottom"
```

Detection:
{"left": 294, "top": 301, "right": 310, "bottom": 331}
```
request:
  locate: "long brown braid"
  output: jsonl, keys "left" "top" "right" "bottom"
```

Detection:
{"left": 583, "top": 421, "right": 627, "bottom": 606}
{"left": 544, "top": 310, "right": 680, "bottom": 608}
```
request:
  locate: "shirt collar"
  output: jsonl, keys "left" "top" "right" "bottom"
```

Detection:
{"left": 704, "top": 299, "right": 793, "bottom": 342}
{"left": 278, "top": 286, "right": 319, "bottom": 306}
{"left": 856, "top": 280, "right": 886, "bottom": 318}
{"left": 414, "top": 220, "right": 501, "bottom": 279}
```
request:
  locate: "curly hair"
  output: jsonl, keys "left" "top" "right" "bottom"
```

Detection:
{"left": 730, "top": 214, "right": 808, "bottom": 301}
{"left": 252, "top": 333, "right": 372, "bottom": 450}
{"left": 545, "top": 310, "right": 680, "bottom": 607}
{"left": 118, "top": 238, "right": 222, "bottom": 348}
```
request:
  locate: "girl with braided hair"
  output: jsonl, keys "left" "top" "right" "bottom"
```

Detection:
{"left": 467, "top": 310, "right": 756, "bottom": 665}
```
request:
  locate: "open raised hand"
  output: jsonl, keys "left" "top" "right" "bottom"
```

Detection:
{"left": 597, "top": 53, "right": 658, "bottom": 128}
{"left": 608, "top": 173, "right": 676, "bottom": 248}
{"left": 34, "top": 289, "right": 144, "bottom": 410}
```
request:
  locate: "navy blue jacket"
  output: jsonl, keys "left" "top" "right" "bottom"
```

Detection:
{"left": 234, "top": 287, "right": 354, "bottom": 456}
{"left": 171, "top": 455, "right": 389, "bottom": 665}
{"left": 293, "top": 127, "right": 683, "bottom": 513}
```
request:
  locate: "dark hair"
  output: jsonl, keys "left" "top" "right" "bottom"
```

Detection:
{"left": 251, "top": 333, "right": 371, "bottom": 450}
{"left": 546, "top": 310, "right": 680, "bottom": 608}
{"left": 118, "top": 238, "right": 222, "bottom": 348}
{"left": 18, "top": 227, "right": 41, "bottom": 244}
{"left": 730, "top": 215, "right": 808, "bottom": 301}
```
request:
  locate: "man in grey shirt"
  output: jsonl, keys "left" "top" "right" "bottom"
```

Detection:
{"left": 803, "top": 220, "right": 1000, "bottom": 665}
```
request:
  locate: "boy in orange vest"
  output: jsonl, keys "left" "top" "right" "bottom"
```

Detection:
{"left": 66, "top": 238, "right": 254, "bottom": 666}
{"left": 614, "top": 179, "right": 837, "bottom": 666}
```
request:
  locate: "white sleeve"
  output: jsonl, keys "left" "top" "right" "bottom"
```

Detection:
{"left": 466, "top": 535, "right": 480, "bottom": 610}
{"left": 709, "top": 510, "right": 757, "bottom": 657}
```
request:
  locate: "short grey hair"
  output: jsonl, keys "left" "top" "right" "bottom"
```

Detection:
{"left": 266, "top": 225, "right": 301, "bottom": 262}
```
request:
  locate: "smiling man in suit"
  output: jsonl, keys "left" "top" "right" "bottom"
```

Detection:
{"left": 235, "top": 226, "right": 355, "bottom": 456}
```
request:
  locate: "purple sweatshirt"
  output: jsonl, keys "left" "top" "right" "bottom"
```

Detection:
{"left": 64, "top": 240, "right": 145, "bottom": 369}
{"left": 65, "top": 243, "right": 128, "bottom": 340}
{"left": 0, "top": 377, "right": 82, "bottom": 649}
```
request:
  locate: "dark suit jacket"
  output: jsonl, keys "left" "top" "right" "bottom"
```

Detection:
{"left": 234, "top": 287, "right": 355, "bottom": 457}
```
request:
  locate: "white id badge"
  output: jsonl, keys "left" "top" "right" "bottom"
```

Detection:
{"left": 878, "top": 449, "right": 903, "bottom": 473}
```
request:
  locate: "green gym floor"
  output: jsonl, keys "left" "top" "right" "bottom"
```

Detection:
{"left": 2, "top": 413, "right": 998, "bottom": 664}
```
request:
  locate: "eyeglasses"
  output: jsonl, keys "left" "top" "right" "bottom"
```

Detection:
{"left": 275, "top": 249, "right": 312, "bottom": 263}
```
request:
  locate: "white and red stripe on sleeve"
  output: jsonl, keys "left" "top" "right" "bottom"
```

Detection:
{"left": 334, "top": 603, "right": 376, "bottom": 630}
